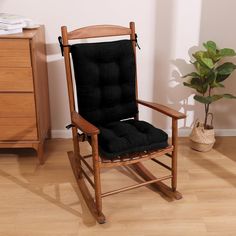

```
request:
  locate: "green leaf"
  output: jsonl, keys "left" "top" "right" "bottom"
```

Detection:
{"left": 209, "top": 94, "right": 236, "bottom": 103}
{"left": 210, "top": 94, "right": 224, "bottom": 102}
{"left": 192, "top": 51, "right": 214, "bottom": 69}
{"left": 194, "top": 95, "right": 222, "bottom": 104}
{"left": 219, "top": 48, "right": 236, "bottom": 57}
{"left": 206, "top": 72, "right": 224, "bottom": 88}
{"left": 194, "top": 95, "right": 212, "bottom": 104}
{"left": 212, "top": 53, "right": 222, "bottom": 62}
{"left": 216, "top": 73, "right": 230, "bottom": 83}
{"left": 183, "top": 82, "right": 193, "bottom": 88}
{"left": 192, "top": 51, "right": 207, "bottom": 66}
{"left": 191, "top": 77, "right": 205, "bottom": 93}
{"left": 193, "top": 61, "right": 211, "bottom": 77}
{"left": 222, "top": 93, "right": 236, "bottom": 99}
{"left": 215, "top": 62, "right": 236, "bottom": 82}
{"left": 203, "top": 41, "right": 217, "bottom": 53}
{"left": 182, "top": 72, "right": 200, "bottom": 78}
{"left": 183, "top": 82, "right": 200, "bottom": 91}
{"left": 205, "top": 72, "right": 216, "bottom": 84}
{"left": 210, "top": 82, "right": 225, "bottom": 88}
{"left": 201, "top": 58, "right": 214, "bottom": 69}
{"left": 194, "top": 94, "right": 236, "bottom": 105}
{"left": 203, "top": 41, "right": 217, "bottom": 61}
{"left": 216, "top": 62, "right": 236, "bottom": 75}
{"left": 192, "top": 51, "right": 204, "bottom": 60}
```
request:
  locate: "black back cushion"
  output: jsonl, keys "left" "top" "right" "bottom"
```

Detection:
{"left": 71, "top": 40, "right": 138, "bottom": 126}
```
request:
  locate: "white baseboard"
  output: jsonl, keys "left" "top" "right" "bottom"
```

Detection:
{"left": 51, "top": 129, "right": 236, "bottom": 139}
{"left": 51, "top": 130, "right": 72, "bottom": 138}
{"left": 214, "top": 129, "right": 236, "bottom": 136}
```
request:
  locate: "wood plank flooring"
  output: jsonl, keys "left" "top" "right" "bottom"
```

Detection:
{"left": 0, "top": 137, "right": 235, "bottom": 236}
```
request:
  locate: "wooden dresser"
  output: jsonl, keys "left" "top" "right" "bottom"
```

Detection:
{"left": 0, "top": 26, "right": 50, "bottom": 164}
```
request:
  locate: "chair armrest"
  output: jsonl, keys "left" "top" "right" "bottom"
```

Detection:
{"left": 71, "top": 111, "right": 100, "bottom": 135}
{"left": 137, "top": 99, "right": 186, "bottom": 119}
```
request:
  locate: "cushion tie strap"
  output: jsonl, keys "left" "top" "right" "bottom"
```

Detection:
{"left": 66, "top": 124, "right": 86, "bottom": 141}
{"left": 58, "top": 36, "right": 71, "bottom": 56}
{"left": 65, "top": 124, "right": 75, "bottom": 129}
{"left": 132, "top": 34, "right": 141, "bottom": 50}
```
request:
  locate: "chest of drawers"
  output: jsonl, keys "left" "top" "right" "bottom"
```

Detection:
{"left": 0, "top": 26, "right": 50, "bottom": 164}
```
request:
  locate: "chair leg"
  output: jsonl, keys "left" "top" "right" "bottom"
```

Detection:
{"left": 91, "top": 135, "right": 105, "bottom": 223}
{"left": 68, "top": 130, "right": 105, "bottom": 224}
{"left": 171, "top": 118, "right": 178, "bottom": 192}
{"left": 68, "top": 151, "right": 106, "bottom": 224}
{"left": 131, "top": 118, "right": 182, "bottom": 200}
{"left": 72, "top": 127, "right": 82, "bottom": 179}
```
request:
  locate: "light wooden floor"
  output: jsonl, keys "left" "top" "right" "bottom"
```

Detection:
{"left": 0, "top": 137, "right": 236, "bottom": 236}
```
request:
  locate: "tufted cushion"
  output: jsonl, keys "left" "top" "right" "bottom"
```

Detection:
{"left": 98, "top": 119, "right": 169, "bottom": 159}
{"left": 71, "top": 40, "right": 138, "bottom": 126}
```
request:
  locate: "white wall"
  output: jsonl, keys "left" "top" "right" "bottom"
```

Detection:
{"left": 1, "top": 0, "right": 236, "bottom": 137}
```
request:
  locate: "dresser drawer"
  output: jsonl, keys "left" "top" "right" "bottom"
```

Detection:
{"left": 0, "top": 68, "right": 33, "bottom": 92}
{"left": 0, "top": 93, "right": 36, "bottom": 117}
{"left": 0, "top": 39, "right": 31, "bottom": 67}
{"left": 0, "top": 117, "right": 37, "bottom": 140}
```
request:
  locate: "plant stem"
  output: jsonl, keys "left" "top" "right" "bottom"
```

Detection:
{"left": 204, "top": 103, "right": 207, "bottom": 127}
{"left": 204, "top": 104, "right": 209, "bottom": 128}
{"left": 204, "top": 88, "right": 212, "bottom": 128}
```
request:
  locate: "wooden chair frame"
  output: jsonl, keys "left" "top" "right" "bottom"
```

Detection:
{"left": 60, "top": 22, "right": 186, "bottom": 223}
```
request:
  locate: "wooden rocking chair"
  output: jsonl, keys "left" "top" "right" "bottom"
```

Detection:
{"left": 59, "top": 22, "right": 186, "bottom": 223}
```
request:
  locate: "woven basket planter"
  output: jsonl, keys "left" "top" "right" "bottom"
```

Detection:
{"left": 190, "top": 121, "right": 215, "bottom": 152}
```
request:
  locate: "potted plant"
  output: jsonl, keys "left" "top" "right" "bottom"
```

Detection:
{"left": 183, "top": 40, "right": 236, "bottom": 151}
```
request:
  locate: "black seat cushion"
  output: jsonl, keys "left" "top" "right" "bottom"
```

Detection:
{"left": 71, "top": 39, "right": 168, "bottom": 159}
{"left": 98, "top": 119, "right": 169, "bottom": 159}
{"left": 71, "top": 40, "right": 138, "bottom": 126}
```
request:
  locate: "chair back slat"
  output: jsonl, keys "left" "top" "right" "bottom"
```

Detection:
{"left": 67, "top": 25, "right": 132, "bottom": 40}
